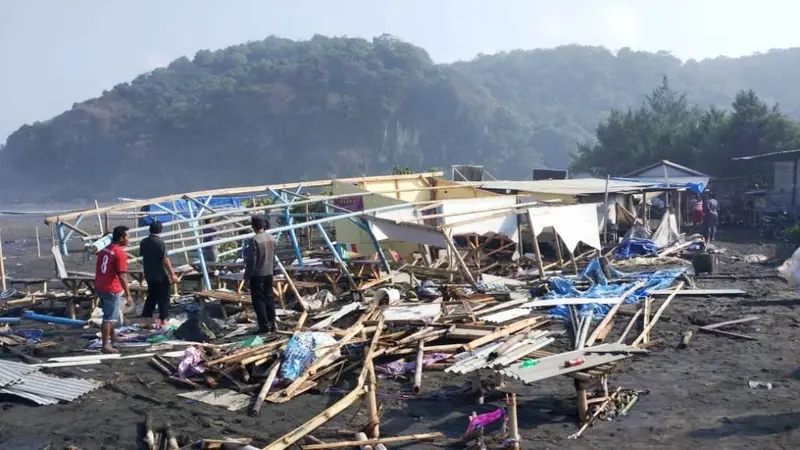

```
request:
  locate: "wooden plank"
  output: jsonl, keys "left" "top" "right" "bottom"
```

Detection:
{"left": 649, "top": 289, "right": 746, "bottom": 296}
{"left": 697, "top": 327, "right": 757, "bottom": 341}
{"left": 702, "top": 316, "right": 759, "bottom": 330}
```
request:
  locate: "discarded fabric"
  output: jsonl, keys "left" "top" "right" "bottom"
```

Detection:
{"left": 178, "top": 346, "right": 206, "bottom": 378}
{"left": 465, "top": 408, "right": 506, "bottom": 435}
{"left": 375, "top": 353, "right": 451, "bottom": 378}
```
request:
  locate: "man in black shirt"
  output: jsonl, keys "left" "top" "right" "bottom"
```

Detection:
{"left": 140, "top": 221, "right": 178, "bottom": 329}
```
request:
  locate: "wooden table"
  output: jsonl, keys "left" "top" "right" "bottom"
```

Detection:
{"left": 284, "top": 266, "right": 342, "bottom": 294}
{"left": 344, "top": 259, "right": 384, "bottom": 281}
{"left": 60, "top": 275, "right": 96, "bottom": 319}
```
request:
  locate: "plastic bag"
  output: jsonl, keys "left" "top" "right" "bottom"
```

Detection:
{"left": 777, "top": 247, "right": 800, "bottom": 290}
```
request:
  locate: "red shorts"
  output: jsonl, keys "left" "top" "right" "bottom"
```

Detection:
{"left": 691, "top": 209, "right": 704, "bottom": 225}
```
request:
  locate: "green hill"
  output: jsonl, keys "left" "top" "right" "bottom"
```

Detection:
{"left": 2, "top": 35, "right": 800, "bottom": 200}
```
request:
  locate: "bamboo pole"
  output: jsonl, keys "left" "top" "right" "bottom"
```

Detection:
{"left": 508, "top": 393, "right": 520, "bottom": 450}
{"left": 642, "top": 296, "right": 652, "bottom": 344}
{"left": 94, "top": 199, "right": 104, "bottom": 235}
{"left": 584, "top": 282, "right": 644, "bottom": 347}
{"left": 412, "top": 340, "right": 424, "bottom": 395}
{"left": 632, "top": 282, "right": 684, "bottom": 346}
{"left": 263, "top": 387, "right": 366, "bottom": 450}
{"left": 0, "top": 229, "right": 6, "bottom": 291}
{"left": 262, "top": 315, "right": 384, "bottom": 450}
{"left": 35, "top": 226, "right": 41, "bottom": 259}
{"left": 445, "top": 233, "right": 477, "bottom": 285}
{"left": 366, "top": 366, "right": 380, "bottom": 438}
{"left": 250, "top": 360, "right": 280, "bottom": 417}
{"left": 354, "top": 432, "right": 374, "bottom": 450}
{"left": 617, "top": 309, "right": 642, "bottom": 344}
{"left": 300, "top": 432, "right": 445, "bottom": 450}
{"left": 531, "top": 232, "right": 546, "bottom": 279}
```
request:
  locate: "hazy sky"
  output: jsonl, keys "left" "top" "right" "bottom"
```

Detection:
{"left": 1, "top": 0, "right": 798, "bottom": 143}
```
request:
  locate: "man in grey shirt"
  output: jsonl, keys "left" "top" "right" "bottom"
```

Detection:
{"left": 703, "top": 192, "right": 720, "bottom": 242}
{"left": 244, "top": 214, "right": 278, "bottom": 333}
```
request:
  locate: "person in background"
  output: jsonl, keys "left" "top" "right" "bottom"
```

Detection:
{"left": 244, "top": 214, "right": 278, "bottom": 333}
{"left": 691, "top": 194, "right": 705, "bottom": 228}
{"left": 703, "top": 192, "right": 720, "bottom": 241}
{"left": 202, "top": 218, "right": 219, "bottom": 263}
{"left": 95, "top": 226, "right": 133, "bottom": 353}
{"left": 140, "top": 221, "right": 179, "bottom": 329}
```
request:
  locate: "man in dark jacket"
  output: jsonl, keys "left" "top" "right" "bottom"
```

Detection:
{"left": 244, "top": 214, "right": 278, "bottom": 333}
{"left": 140, "top": 221, "right": 178, "bottom": 329}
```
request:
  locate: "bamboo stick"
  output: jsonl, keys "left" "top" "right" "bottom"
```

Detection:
{"left": 412, "top": 341, "right": 424, "bottom": 395}
{"left": 250, "top": 360, "right": 280, "bottom": 417}
{"left": 584, "top": 282, "right": 644, "bottom": 347}
{"left": 354, "top": 432, "right": 374, "bottom": 450}
{"left": 0, "top": 229, "right": 5, "bottom": 291}
{"left": 464, "top": 317, "right": 544, "bottom": 351}
{"left": 508, "top": 393, "right": 520, "bottom": 449}
{"left": 632, "top": 282, "right": 684, "bottom": 346}
{"left": 262, "top": 387, "right": 365, "bottom": 450}
{"left": 263, "top": 315, "right": 384, "bottom": 450}
{"left": 300, "top": 432, "right": 445, "bottom": 450}
{"left": 617, "top": 309, "right": 642, "bottom": 344}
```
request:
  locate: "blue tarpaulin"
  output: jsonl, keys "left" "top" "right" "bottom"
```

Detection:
{"left": 543, "top": 258, "right": 685, "bottom": 321}
{"left": 614, "top": 238, "right": 659, "bottom": 259}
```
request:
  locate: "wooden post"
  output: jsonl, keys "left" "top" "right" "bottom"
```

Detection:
{"left": 35, "top": 226, "right": 42, "bottom": 259}
{"left": 531, "top": 233, "right": 546, "bottom": 279}
{"left": 366, "top": 363, "right": 380, "bottom": 438}
{"left": 0, "top": 229, "right": 6, "bottom": 292}
{"left": 412, "top": 340, "right": 424, "bottom": 394}
{"left": 642, "top": 296, "right": 652, "bottom": 344}
{"left": 446, "top": 234, "right": 476, "bottom": 285}
{"left": 94, "top": 199, "right": 104, "bottom": 235}
{"left": 554, "top": 232, "right": 564, "bottom": 267}
{"left": 602, "top": 174, "right": 610, "bottom": 243}
{"left": 508, "top": 393, "right": 520, "bottom": 450}
{"left": 575, "top": 379, "right": 588, "bottom": 424}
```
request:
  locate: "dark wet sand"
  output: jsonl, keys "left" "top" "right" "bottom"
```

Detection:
{"left": 1, "top": 214, "right": 799, "bottom": 450}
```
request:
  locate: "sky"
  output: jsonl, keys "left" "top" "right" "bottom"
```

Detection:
{"left": 1, "top": 0, "right": 799, "bottom": 143}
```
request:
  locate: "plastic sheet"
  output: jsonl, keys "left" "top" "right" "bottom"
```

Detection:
{"left": 778, "top": 247, "right": 800, "bottom": 292}
{"left": 279, "top": 332, "right": 339, "bottom": 381}
{"left": 614, "top": 238, "right": 659, "bottom": 259}
{"left": 544, "top": 258, "right": 684, "bottom": 321}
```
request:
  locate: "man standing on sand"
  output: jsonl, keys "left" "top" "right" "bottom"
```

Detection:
{"left": 244, "top": 215, "right": 278, "bottom": 333}
{"left": 140, "top": 221, "right": 179, "bottom": 329}
{"left": 703, "top": 192, "right": 720, "bottom": 242}
{"left": 95, "top": 226, "right": 133, "bottom": 353}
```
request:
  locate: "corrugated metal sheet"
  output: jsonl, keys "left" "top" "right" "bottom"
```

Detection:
{"left": 0, "top": 360, "right": 39, "bottom": 387}
{"left": 446, "top": 333, "right": 553, "bottom": 375}
{"left": 481, "top": 308, "right": 533, "bottom": 324}
{"left": 6, "top": 372, "right": 102, "bottom": 402}
{"left": 496, "top": 343, "right": 636, "bottom": 384}
{"left": 0, "top": 360, "right": 102, "bottom": 405}
{"left": 464, "top": 179, "right": 653, "bottom": 196}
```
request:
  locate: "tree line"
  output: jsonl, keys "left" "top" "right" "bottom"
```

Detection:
{"left": 571, "top": 77, "right": 800, "bottom": 183}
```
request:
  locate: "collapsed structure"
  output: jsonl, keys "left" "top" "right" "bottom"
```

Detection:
{"left": 0, "top": 169, "right": 731, "bottom": 449}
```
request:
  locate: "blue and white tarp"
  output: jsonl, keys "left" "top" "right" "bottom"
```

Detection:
{"left": 543, "top": 258, "right": 685, "bottom": 321}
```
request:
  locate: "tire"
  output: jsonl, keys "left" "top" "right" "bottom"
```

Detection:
{"left": 774, "top": 227, "right": 788, "bottom": 241}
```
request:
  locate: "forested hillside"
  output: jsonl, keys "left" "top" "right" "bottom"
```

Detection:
{"left": 2, "top": 35, "right": 800, "bottom": 200}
